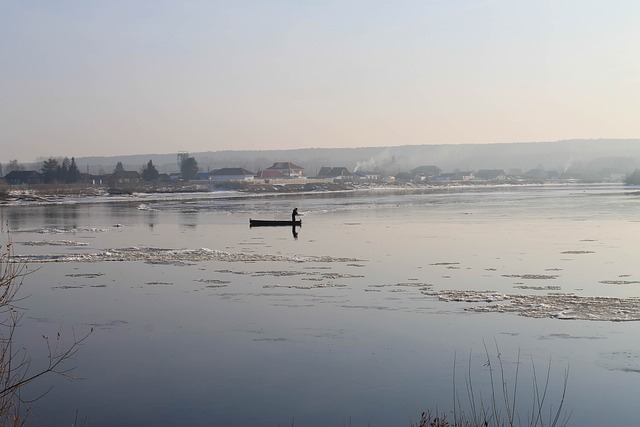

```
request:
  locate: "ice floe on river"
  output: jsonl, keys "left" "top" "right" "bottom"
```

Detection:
{"left": 20, "top": 240, "right": 90, "bottom": 247}
{"left": 434, "top": 290, "right": 640, "bottom": 321}
{"left": 15, "top": 247, "right": 361, "bottom": 264}
{"left": 11, "top": 227, "right": 111, "bottom": 234}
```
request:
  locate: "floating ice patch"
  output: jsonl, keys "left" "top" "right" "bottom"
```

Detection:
{"left": 434, "top": 290, "right": 640, "bottom": 321}
{"left": 320, "top": 272, "right": 364, "bottom": 279}
{"left": 368, "top": 282, "right": 432, "bottom": 291}
{"left": 599, "top": 280, "right": 640, "bottom": 285}
{"left": 12, "top": 227, "right": 110, "bottom": 234}
{"left": 91, "top": 320, "right": 130, "bottom": 330}
{"left": 66, "top": 273, "right": 105, "bottom": 278}
{"left": 514, "top": 285, "right": 562, "bottom": 290}
{"left": 394, "top": 282, "right": 432, "bottom": 288}
{"left": 195, "top": 279, "right": 231, "bottom": 285}
{"left": 263, "top": 283, "right": 346, "bottom": 290}
{"left": 253, "top": 270, "right": 304, "bottom": 277}
{"left": 20, "top": 240, "right": 90, "bottom": 247}
{"left": 502, "top": 274, "right": 560, "bottom": 280}
{"left": 15, "top": 247, "right": 362, "bottom": 264}
{"left": 435, "top": 290, "right": 507, "bottom": 303}
{"left": 597, "top": 350, "right": 640, "bottom": 374}
{"left": 539, "top": 333, "right": 605, "bottom": 340}
{"left": 340, "top": 304, "right": 394, "bottom": 311}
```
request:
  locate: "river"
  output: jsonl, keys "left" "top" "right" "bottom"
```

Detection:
{"left": 1, "top": 183, "right": 639, "bottom": 426}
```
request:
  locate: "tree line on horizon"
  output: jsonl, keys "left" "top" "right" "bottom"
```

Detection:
{"left": 1, "top": 154, "right": 200, "bottom": 183}
{"left": 41, "top": 157, "right": 82, "bottom": 184}
{"left": 116, "top": 154, "right": 199, "bottom": 182}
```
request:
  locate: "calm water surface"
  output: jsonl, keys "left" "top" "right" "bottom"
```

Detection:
{"left": 1, "top": 183, "right": 640, "bottom": 426}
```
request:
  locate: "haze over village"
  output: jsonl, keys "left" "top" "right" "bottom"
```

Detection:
{"left": 3, "top": 139, "right": 640, "bottom": 191}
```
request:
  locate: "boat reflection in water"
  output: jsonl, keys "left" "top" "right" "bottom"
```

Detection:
{"left": 248, "top": 218, "right": 302, "bottom": 240}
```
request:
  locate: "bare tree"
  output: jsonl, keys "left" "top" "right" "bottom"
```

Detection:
{"left": 0, "top": 232, "right": 92, "bottom": 424}
{"left": 5, "top": 161, "right": 24, "bottom": 174}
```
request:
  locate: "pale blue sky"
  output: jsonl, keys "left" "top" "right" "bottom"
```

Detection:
{"left": 2, "top": 1, "right": 639, "bottom": 162}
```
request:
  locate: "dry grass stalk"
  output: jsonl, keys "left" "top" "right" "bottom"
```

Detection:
{"left": 414, "top": 341, "right": 570, "bottom": 427}
{"left": 0, "top": 230, "right": 92, "bottom": 425}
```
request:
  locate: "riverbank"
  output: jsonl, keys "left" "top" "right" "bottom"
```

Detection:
{"left": 0, "top": 178, "right": 615, "bottom": 203}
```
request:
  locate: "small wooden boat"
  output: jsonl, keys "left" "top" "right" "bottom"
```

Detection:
{"left": 249, "top": 219, "right": 302, "bottom": 227}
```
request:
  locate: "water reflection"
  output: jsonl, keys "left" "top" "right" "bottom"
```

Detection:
{"left": 105, "top": 202, "right": 157, "bottom": 228}
{"left": 144, "top": 211, "right": 157, "bottom": 230}
{"left": 1, "top": 207, "right": 25, "bottom": 230}
{"left": 2, "top": 205, "right": 82, "bottom": 230}
{"left": 178, "top": 208, "right": 199, "bottom": 229}
{"left": 8, "top": 183, "right": 640, "bottom": 426}
{"left": 43, "top": 205, "right": 79, "bottom": 229}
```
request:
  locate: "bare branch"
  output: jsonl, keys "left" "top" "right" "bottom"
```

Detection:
{"left": 0, "top": 230, "right": 92, "bottom": 424}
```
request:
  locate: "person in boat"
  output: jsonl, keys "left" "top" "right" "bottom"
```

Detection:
{"left": 292, "top": 208, "right": 300, "bottom": 223}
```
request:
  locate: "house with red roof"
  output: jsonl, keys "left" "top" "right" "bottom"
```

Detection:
{"left": 260, "top": 162, "right": 305, "bottom": 179}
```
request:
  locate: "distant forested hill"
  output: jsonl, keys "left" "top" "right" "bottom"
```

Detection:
{"left": 75, "top": 139, "right": 640, "bottom": 175}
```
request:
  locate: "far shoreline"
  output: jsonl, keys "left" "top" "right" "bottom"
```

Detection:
{"left": 0, "top": 178, "right": 627, "bottom": 205}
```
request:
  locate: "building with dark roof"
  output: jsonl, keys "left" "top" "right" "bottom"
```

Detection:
{"left": 210, "top": 168, "right": 256, "bottom": 182}
{"left": 111, "top": 170, "right": 141, "bottom": 185}
{"left": 410, "top": 165, "right": 441, "bottom": 179}
{"left": 3, "top": 170, "right": 43, "bottom": 185}
{"left": 316, "top": 167, "right": 354, "bottom": 180}
{"left": 264, "top": 162, "right": 305, "bottom": 178}
{"left": 475, "top": 169, "right": 506, "bottom": 181}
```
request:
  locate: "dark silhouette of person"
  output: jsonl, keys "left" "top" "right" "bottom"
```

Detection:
{"left": 291, "top": 208, "right": 301, "bottom": 239}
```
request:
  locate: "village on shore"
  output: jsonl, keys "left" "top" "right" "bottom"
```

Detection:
{"left": 1, "top": 154, "right": 639, "bottom": 201}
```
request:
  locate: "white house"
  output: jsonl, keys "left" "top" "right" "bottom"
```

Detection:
{"left": 210, "top": 168, "right": 255, "bottom": 182}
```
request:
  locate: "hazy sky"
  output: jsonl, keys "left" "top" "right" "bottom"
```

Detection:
{"left": 2, "top": 1, "right": 639, "bottom": 162}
